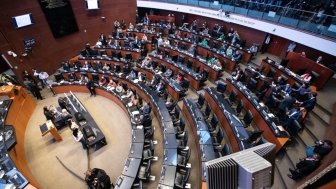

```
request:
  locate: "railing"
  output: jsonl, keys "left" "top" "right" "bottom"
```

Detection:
{"left": 139, "top": 0, "right": 336, "bottom": 40}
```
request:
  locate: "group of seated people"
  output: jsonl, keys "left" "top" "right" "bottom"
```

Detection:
{"left": 43, "top": 99, "right": 73, "bottom": 129}
{"left": 288, "top": 139, "right": 333, "bottom": 180}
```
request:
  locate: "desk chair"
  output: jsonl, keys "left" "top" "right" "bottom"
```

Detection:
{"left": 216, "top": 81, "right": 227, "bottom": 94}
{"left": 181, "top": 78, "right": 190, "bottom": 89}
{"left": 209, "top": 115, "right": 219, "bottom": 132}
{"left": 310, "top": 71, "right": 320, "bottom": 84}
{"left": 172, "top": 55, "right": 178, "bottom": 62}
{"left": 99, "top": 50, "right": 107, "bottom": 56}
{"left": 54, "top": 73, "right": 64, "bottom": 82}
{"left": 144, "top": 127, "right": 154, "bottom": 140}
{"left": 144, "top": 140, "right": 154, "bottom": 154}
{"left": 247, "top": 78, "right": 257, "bottom": 92}
{"left": 211, "top": 127, "right": 224, "bottom": 146}
{"left": 174, "top": 167, "right": 191, "bottom": 189}
{"left": 203, "top": 103, "right": 212, "bottom": 119}
{"left": 125, "top": 53, "right": 132, "bottom": 61}
{"left": 187, "top": 60, "right": 193, "bottom": 68}
{"left": 138, "top": 160, "right": 151, "bottom": 181}
{"left": 214, "top": 144, "right": 231, "bottom": 158}
{"left": 174, "top": 119, "right": 185, "bottom": 134}
{"left": 197, "top": 94, "right": 205, "bottom": 108}
{"left": 132, "top": 179, "right": 143, "bottom": 189}
{"left": 267, "top": 68, "right": 276, "bottom": 78}
{"left": 242, "top": 110, "right": 253, "bottom": 128}
{"left": 178, "top": 55, "right": 185, "bottom": 64}
{"left": 236, "top": 100, "right": 244, "bottom": 116}
{"left": 143, "top": 149, "right": 155, "bottom": 161}
{"left": 226, "top": 90, "right": 237, "bottom": 105}
{"left": 176, "top": 131, "right": 189, "bottom": 148}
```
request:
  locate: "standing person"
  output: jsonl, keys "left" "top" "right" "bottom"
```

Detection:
{"left": 23, "top": 78, "right": 43, "bottom": 100}
{"left": 39, "top": 71, "right": 49, "bottom": 88}
{"left": 32, "top": 68, "right": 43, "bottom": 88}
{"left": 286, "top": 41, "right": 297, "bottom": 56}
{"left": 72, "top": 128, "right": 87, "bottom": 149}
{"left": 86, "top": 79, "right": 96, "bottom": 97}
{"left": 23, "top": 70, "right": 37, "bottom": 85}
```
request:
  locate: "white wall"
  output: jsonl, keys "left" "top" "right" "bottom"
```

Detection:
{"left": 137, "top": 0, "right": 336, "bottom": 56}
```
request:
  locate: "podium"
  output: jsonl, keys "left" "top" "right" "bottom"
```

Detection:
{"left": 40, "top": 120, "right": 62, "bottom": 142}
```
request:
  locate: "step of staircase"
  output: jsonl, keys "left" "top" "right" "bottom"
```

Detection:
{"left": 272, "top": 165, "right": 287, "bottom": 189}
{"left": 275, "top": 150, "right": 296, "bottom": 189}
{"left": 303, "top": 113, "right": 327, "bottom": 141}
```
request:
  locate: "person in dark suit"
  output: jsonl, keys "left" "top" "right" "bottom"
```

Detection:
{"left": 23, "top": 78, "right": 43, "bottom": 100}
{"left": 276, "top": 93, "right": 296, "bottom": 119}
{"left": 284, "top": 107, "right": 302, "bottom": 128}
{"left": 288, "top": 154, "right": 321, "bottom": 180}
{"left": 86, "top": 79, "right": 96, "bottom": 97}
{"left": 307, "top": 140, "right": 333, "bottom": 157}
{"left": 299, "top": 92, "right": 317, "bottom": 112}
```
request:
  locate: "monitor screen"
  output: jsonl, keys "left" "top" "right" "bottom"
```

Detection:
{"left": 12, "top": 13, "right": 34, "bottom": 28}
{"left": 86, "top": 0, "right": 100, "bottom": 10}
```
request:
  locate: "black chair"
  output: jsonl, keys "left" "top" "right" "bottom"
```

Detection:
{"left": 292, "top": 82, "right": 301, "bottom": 90}
{"left": 178, "top": 55, "right": 185, "bottom": 64}
{"left": 236, "top": 100, "right": 244, "bottom": 116}
{"left": 144, "top": 127, "right": 154, "bottom": 140}
{"left": 181, "top": 78, "right": 190, "bottom": 89}
{"left": 125, "top": 53, "right": 132, "bottom": 61}
{"left": 247, "top": 78, "right": 257, "bottom": 92}
{"left": 137, "top": 160, "right": 151, "bottom": 181}
{"left": 172, "top": 108, "right": 180, "bottom": 123}
{"left": 142, "top": 148, "right": 154, "bottom": 161}
{"left": 176, "top": 131, "right": 188, "bottom": 148}
{"left": 54, "top": 73, "right": 64, "bottom": 82}
{"left": 174, "top": 171, "right": 187, "bottom": 189}
{"left": 212, "top": 127, "right": 224, "bottom": 146}
{"left": 203, "top": 103, "right": 211, "bottom": 119}
{"left": 187, "top": 60, "right": 193, "bottom": 68}
{"left": 214, "top": 144, "right": 231, "bottom": 158}
{"left": 197, "top": 94, "right": 205, "bottom": 108}
{"left": 132, "top": 179, "right": 143, "bottom": 189}
{"left": 267, "top": 68, "right": 276, "bottom": 78}
{"left": 228, "top": 91, "right": 237, "bottom": 105}
{"left": 144, "top": 139, "right": 154, "bottom": 153}
{"left": 209, "top": 115, "right": 218, "bottom": 131}
{"left": 242, "top": 110, "right": 253, "bottom": 128}
{"left": 216, "top": 81, "right": 227, "bottom": 94}
{"left": 201, "top": 69, "right": 209, "bottom": 83}
{"left": 114, "top": 64, "right": 121, "bottom": 73}
{"left": 174, "top": 118, "right": 185, "bottom": 134}
{"left": 99, "top": 50, "right": 107, "bottom": 56}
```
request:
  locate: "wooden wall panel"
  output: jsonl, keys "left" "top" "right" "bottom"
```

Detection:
{"left": 0, "top": 0, "right": 136, "bottom": 81}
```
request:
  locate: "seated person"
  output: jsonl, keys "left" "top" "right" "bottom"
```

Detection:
{"left": 306, "top": 140, "right": 333, "bottom": 157}
{"left": 217, "top": 33, "right": 225, "bottom": 41}
{"left": 232, "top": 50, "right": 242, "bottom": 62}
{"left": 156, "top": 81, "right": 165, "bottom": 93}
{"left": 298, "top": 92, "right": 317, "bottom": 112}
{"left": 231, "top": 67, "right": 244, "bottom": 81}
{"left": 292, "top": 83, "right": 311, "bottom": 101}
{"left": 213, "top": 59, "right": 222, "bottom": 70}
{"left": 163, "top": 39, "right": 170, "bottom": 46}
{"left": 85, "top": 168, "right": 112, "bottom": 189}
{"left": 58, "top": 97, "right": 68, "bottom": 110}
{"left": 176, "top": 73, "right": 184, "bottom": 84}
{"left": 106, "top": 79, "right": 117, "bottom": 91}
{"left": 43, "top": 106, "right": 54, "bottom": 120}
{"left": 99, "top": 76, "right": 108, "bottom": 86}
{"left": 187, "top": 44, "right": 196, "bottom": 55}
{"left": 200, "top": 38, "right": 209, "bottom": 47}
{"left": 284, "top": 107, "right": 302, "bottom": 128}
{"left": 83, "top": 61, "right": 92, "bottom": 71}
{"left": 288, "top": 154, "right": 321, "bottom": 180}
{"left": 127, "top": 70, "right": 137, "bottom": 81}
{"left": 68, "top": 119, "right": 79, "bottom": 130}
{"left": 121, "top": 89, "right": 133, "bottom": 99}
{"left": 127, "top": 94, "right": 138, "bottom": 107}
{"left": 226, "top": 46, "right": 234, "bottom": 57}
{"left": 102, "top": 62, "right": 111, "bottom": 71}
{"left": 275, "top": 93, "right": 296, "bottom": 118}
{"left": 164, "top": 68, "right": 174, "bottom": 79}
{"left": 281, "top": 83, "right": 292, "bottom": 95}
{"left": 141, "top": 56, "right": 151, "bottom": 68}
{"left": 115, "top": 83, "right": 124, "bottom": 95}
{"left": 248, "top": 44, "right": 258, "bottom": 56}
{"left": 301, "top": 72, "right": 312, "bottom": 83}
{"left": 137, "top": 72, "right": 146, "bottom": 83}
{"left": 61, "top": 109, "right": 72, "bottom": 121}
{"left": 166, "top": 99, "right": 176, "bottom": 111}
{"left": 68, "top": 72, "right": 77, "bottom": 82}
{"left": 140, "top": 102, "right": 151, "bottom": 114}
{"left": 217, "top": 43, "right": 227, "bottom": 54}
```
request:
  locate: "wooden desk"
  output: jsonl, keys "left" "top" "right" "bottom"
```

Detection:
{"left": 149, "top": 15, "right": 175, "bottom": 23}
{"left": 1, "top": 86, "right": 40, "bottom": 188}
{"left": 226, "top": 79, "right": 289, "bottom": 153}
{"left": 159, "top": 46, "right": 221, "bottom": 81}
{"left": 178, "top": 29, "right": 252, "bottom": 63}
{"left": 149, "top": 55, "right": 201, "bottom": 90}
{"left": 40, "top": 121, "right": 62, "bottom": 142}
{"left": 286, "top": 52, "right": 334, "bottom": 90}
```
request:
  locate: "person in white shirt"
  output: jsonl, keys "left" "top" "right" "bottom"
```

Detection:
{"left": 129, "top": 23, "right": 134, "bottom": 31}
{"left": 39, "top": 71, "right": 49, "bottom": 88}
{"left": 72, "top": 128, "right": 87, "bottom": 149}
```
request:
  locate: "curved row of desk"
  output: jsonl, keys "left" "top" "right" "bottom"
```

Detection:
{"left": 52, "top": 72, "right": 181, "bottom": 188}
{"left": 166, "top": 36, "right": 237, "bottom": 72}
{"left": 159, "top": 45, "right": 222, "bottom": 81}
{"left": 177, "top": 28, "right": 252, "bottom": 63}
{"left": 0, "top": 99, "right": 29, "bottom": 188}
{"left": 225, "top": 78, "right": 289, "bottom": 152}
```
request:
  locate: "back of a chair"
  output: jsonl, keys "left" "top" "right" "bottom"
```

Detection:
{"left": 210, "top": 115, "right": 218, "bottom": 128}
{"left": 243, "top": 110, "right": 253, "bottom": 126}
{"left": 229, "top": 91, "right": 237, "bottom": 104}
{"left": 197, "top": 94, "right": 205, "bottom": 107}
{"left": 216, "top": 81, "right": 227, "bottom": 94}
